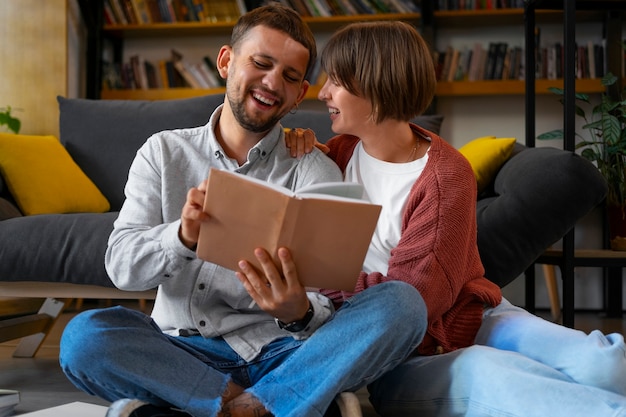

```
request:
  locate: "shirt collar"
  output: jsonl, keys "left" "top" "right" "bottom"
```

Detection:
{"left": 208, "top": 105, "right": 283, "bottom": 167}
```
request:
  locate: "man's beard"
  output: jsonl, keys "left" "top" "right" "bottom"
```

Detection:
{"left": 227, "top": 86, "right": 286, "bottom": 134}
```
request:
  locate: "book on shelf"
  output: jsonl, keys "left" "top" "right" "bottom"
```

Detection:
{"left": 0, "top": 390, "right": 19, "bottom": 417}
{"left": 467, "top": 43, "right": 485, "bottom": 81}
{"left": 436, "top": 0, "right": 523, "bottom": 10}
{"left": 202, "top": 56, "right": 226, "bottom": 87}
{"left": 203, "top": 0, "right": 241, "bottom": 22}
{"left": 130, "top": 55, "right": 148, "bottom": 89}
{"left": 446, "top": 48, "right": 460, "bottom": 82}
{"left": 103, "top": 1, "right": 118, "bottom": 24}
{"left": 285, "top": 0, "right": 312, "bottom": 16}
{"left": 483, "top": 42, "right": 499, "bottom": 80}
{"left": 173, "top": 60, "right": 203, "bottom": 88}
{"left": 304, "top": 0, "right": 332, "bottom": 16}
{"left": 197, "top": 168, "right": 382, "bottom": 291}
{"left": 492, "top": 42, "right": 508, "bottom": 80}
{"left": 131, "top": 0, "right": 153, "bottom": 23}
{"left": 108, "top": 0, "right": 129, "bottom": 24}
{"left": 330, "top": 0, "right": 358, "bottom": 14}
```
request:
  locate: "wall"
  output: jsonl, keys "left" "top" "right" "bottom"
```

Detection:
{"left": 0, "top": 0, "right": 85, "bottom": 137}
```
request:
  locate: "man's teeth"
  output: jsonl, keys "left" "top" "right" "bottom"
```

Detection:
{"left": 253, "top": 93, "right": 275, "bottom": 106}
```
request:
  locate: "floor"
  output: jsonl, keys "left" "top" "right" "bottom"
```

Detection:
{"left": 1, "top": 299, "right": 625, "bottom": 416}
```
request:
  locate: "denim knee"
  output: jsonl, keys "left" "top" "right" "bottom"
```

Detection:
{"left": 351, "top": 281, "right": 427, "bottom": 348}
{"left": 369, "top": 281, "right": 427, "bottom": 328}
{"left": 60, "top": 306, "right": 146, "bottom": 372}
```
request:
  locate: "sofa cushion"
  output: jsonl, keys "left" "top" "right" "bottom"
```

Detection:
{"left": 0, "top": 211, "right": 118, "bottom": 287}
{"left": 0, "top": 133, "right": 110, "bottom": 215}
{"left": 476, "top": 147, "right": 607, "bottom": 287}
{"left": 58, "top": 95, "right": 224, "bottom": 211}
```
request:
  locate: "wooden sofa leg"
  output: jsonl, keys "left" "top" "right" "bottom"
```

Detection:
{"left": 12, "top": 298, "right": 67, "bottom": 358}
{"left": 542, "top": 264, "right": 562, "bottom": 323}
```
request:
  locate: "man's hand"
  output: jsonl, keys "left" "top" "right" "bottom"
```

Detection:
{"left": 284, "top": 128, "right": 329, "bottom": 158}
{"left": 236, "top": 247, "right": 310, "bottom": 323}
{"left": 179, "top": 180, "right": 210, "bottom": 250}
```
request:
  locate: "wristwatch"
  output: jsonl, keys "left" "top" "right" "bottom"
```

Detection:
{"left": 275, "top": 302, "right": 314, "bottom": 332}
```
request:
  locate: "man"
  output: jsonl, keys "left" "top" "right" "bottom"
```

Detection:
{"left": 59, "top": 4, "right": 426, "bottom": 417}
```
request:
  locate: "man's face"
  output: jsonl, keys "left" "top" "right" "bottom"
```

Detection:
{"left": 222, "top": 26, "right": 310, "bottom": 133}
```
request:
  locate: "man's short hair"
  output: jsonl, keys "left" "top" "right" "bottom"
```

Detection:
{"left": 231, "top": 3, "right": 317, "bottom": 77}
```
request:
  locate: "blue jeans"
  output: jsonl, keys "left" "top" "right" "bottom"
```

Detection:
{"left": 60, "top": 281, "right": 426, "bottom": 417}
{"left": 369, "top": 298, "right": 626, "bottom": 417}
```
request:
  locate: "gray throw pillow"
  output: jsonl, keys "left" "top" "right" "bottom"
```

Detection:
{"left": 58, "top": 94, "right": 224, "bottom": 211}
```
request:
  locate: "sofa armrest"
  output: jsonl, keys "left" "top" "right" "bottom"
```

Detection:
{"left": 476, "top": 146, "right": 608, "bottom": 287}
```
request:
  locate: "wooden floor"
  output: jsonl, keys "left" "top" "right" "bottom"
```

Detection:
{"left": 1, "top": 299, "right": 624, "bottom": 416}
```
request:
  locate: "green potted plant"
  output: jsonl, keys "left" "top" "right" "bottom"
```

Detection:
{"left": 539, "top": 73, "right": 626, "bottom": 250}
{"left": 0, "top": 106, "right": 21, "bottom": 134}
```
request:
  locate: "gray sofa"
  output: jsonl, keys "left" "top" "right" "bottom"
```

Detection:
{"left": 0, "top": 93, "right": 607, "bottom": 290}
{"left": 0, "top": 93, "right": 607, "bottom": 415}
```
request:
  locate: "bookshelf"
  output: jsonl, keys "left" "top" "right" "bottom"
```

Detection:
{"left": 432, "top": 6, "right": 609, "bottom": 97}
{"left": 524, "top": 0, "right": 626, "bottom": 327}
{"left": 80, "top": 1, "right": 614, "bottom": 102}
{"left": 78, "top": 1, "right": 422, "bottom": 101}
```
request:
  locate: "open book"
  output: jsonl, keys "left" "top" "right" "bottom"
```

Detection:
{"left": 196, "top": 168, "right": 382, "bottom": 291}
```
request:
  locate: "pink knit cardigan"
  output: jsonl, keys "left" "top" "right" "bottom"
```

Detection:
{"left": 323, "top": 125, "right": 502, "bottom": 355}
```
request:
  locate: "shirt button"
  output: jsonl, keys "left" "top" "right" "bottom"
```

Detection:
{"left": 199, "top": 320, "right": 206, "bottom": 327}
{"left": 198, "top": 283, "right": 206, "bottom": 290}
{"left": 164, "top": 274, "right": 171, "bottom": 278}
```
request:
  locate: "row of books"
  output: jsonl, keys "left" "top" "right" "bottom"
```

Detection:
{"left": 434, "top": 43, "right": 523, "bottom": 82}
{"left": 273, "top": 0, "right": 420, "bottom": 17}
{"left": 103, "top": 0, "right": 420, "bottom": 25}
{"left": 102, "top": 49, "right": 328, "bottom": 90}
{"left": 102, "top": 50, "right": 225, "bottom": 90}
{"left": 104, "top": 0, "right": 242, "bottom": 24}
{"left": 434, "top": 41, "right": 606, "bottom": 82}
{"left": 436, "top": 0, "right": 524, "bottom": 11}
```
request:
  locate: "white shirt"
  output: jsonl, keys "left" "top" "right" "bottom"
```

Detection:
{"left": 344, "top": 140, "right": 429, "bottom": 275}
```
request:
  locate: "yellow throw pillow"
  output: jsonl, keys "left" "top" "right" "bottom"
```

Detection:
{"left": 0, "top": 133, "right": 110, "bottom": 215}
{"left": 459, "top": 136, "right": 517, "bottom": 194}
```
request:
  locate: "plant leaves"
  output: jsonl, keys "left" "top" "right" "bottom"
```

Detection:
{"left": 537, "top": 129, "right": 564, "bottom": 140}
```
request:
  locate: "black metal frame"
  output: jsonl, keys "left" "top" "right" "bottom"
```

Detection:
{"left": 524, "top": 0, "right": 626, "bottom": 327}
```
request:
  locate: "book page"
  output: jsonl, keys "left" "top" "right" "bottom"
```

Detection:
{"left": 296, "top": 181, "right": 364, "bottom": 200}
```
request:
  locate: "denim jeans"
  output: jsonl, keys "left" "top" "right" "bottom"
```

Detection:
{"left": 60, "top": 281, "right": 426, "bottom": 417}
{"left": 369, "top": 298, "right": 626, "bottom": 417}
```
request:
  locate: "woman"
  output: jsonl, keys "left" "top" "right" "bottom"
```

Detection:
{"left": 239, "top": 21, "right": 626, "bottom": 417}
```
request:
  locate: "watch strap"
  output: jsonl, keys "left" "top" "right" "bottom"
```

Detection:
{"left": 275, "top": 302, "right": 315, "bottom": 332}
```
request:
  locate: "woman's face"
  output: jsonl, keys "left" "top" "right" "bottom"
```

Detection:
{"left": 318, "top": 77, "right": 374, "bottom": 137}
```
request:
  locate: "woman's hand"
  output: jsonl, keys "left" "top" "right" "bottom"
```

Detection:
{"left": 236, "top": 247, "right": 310, "bottom": 323}
{"left": 179, "top": 180, "right": 210, "bottom": 250}
{"left": 284, "top": 128, "right": 329, "bottom": 158}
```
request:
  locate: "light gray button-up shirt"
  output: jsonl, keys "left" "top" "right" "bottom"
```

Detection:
{"left": 105, "top": 105, "right": 342, "bottom": 361}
